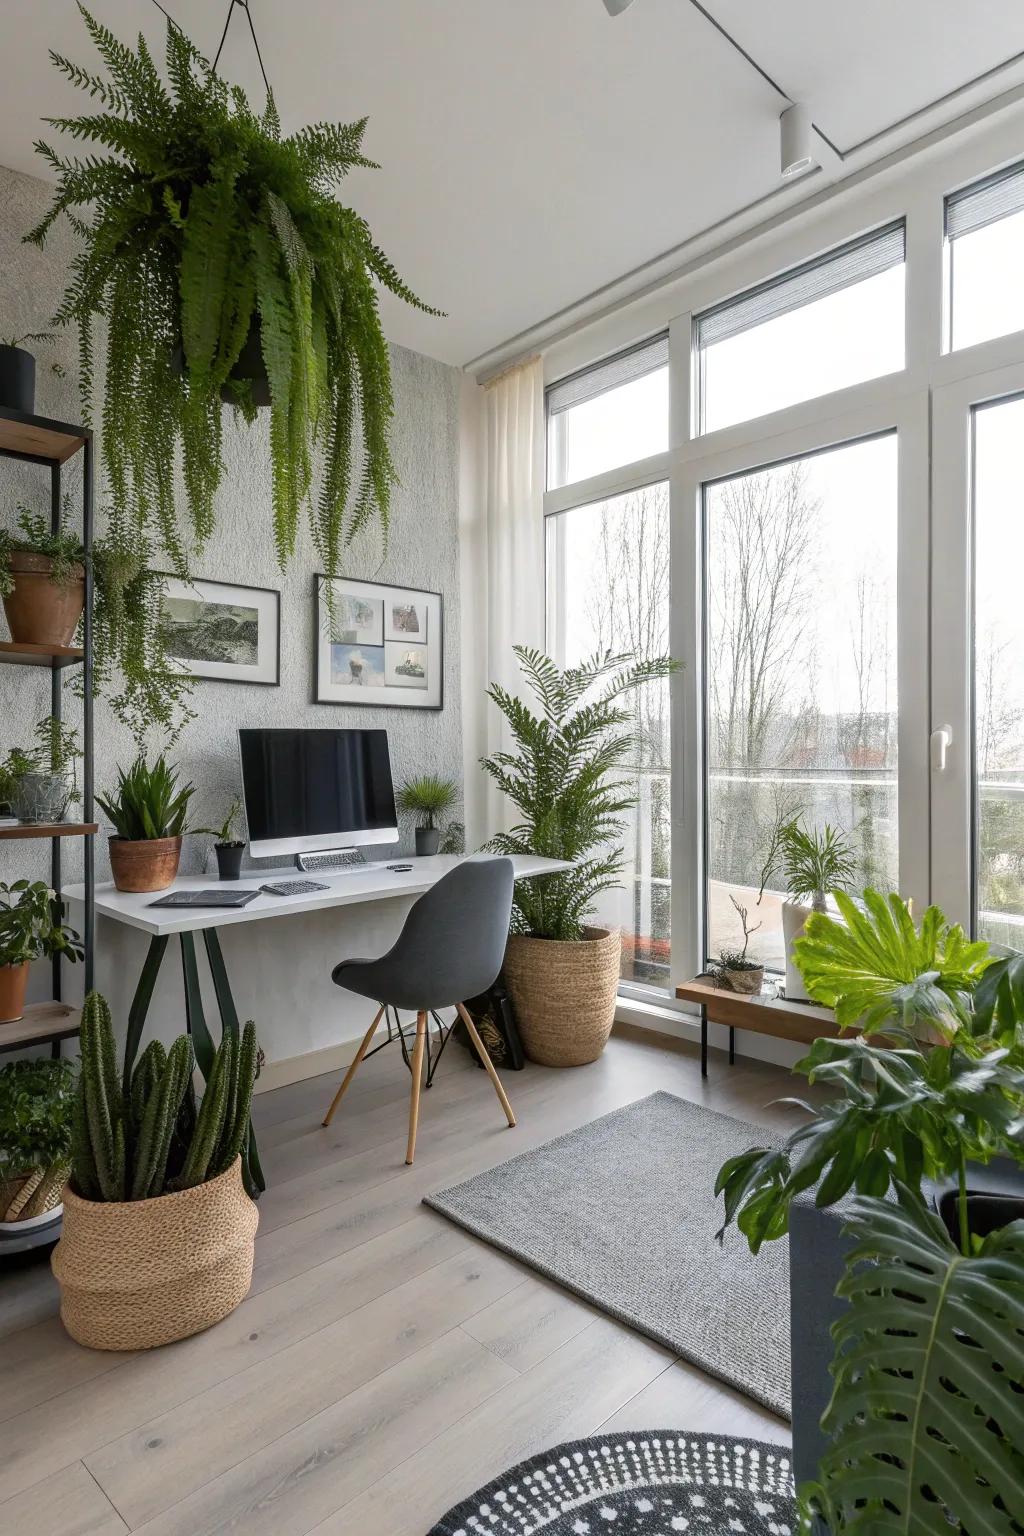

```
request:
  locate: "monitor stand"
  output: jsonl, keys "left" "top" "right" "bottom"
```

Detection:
{"left": 295, "top": 848, "right": 366, "bottom": 873}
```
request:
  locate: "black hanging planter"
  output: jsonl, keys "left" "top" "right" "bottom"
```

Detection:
{"left": 0, "top": 345, "right": 35, "bottom": 413}
{"left": 171, "top": 317, "right": 271, "bottom": 409}
{"left": 215, "top": 842, "right": 245, "bottom": 881}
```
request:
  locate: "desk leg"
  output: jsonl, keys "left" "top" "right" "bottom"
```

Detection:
{"left": 123, "top": 934, "right": 169, "bottom": 1082}
{"left": 700, "top": 1004, "right": 708, "bottom": 1079}
{"left": 203, "top": 929, "right": 266, "bottom": 1197}
{"left": 729, "top": 1025, "right": 735, "bottom": 1065}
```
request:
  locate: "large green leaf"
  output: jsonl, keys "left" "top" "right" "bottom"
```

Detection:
{"left": 802, "top": 1187, "right": 1024, "bottom": 1536}
{"left": 793, "top": 889, "right": 991, "bottom": 1035}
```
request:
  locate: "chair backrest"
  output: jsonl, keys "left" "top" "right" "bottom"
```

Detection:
{"left": 378, "top": 857, "right": 515, "bottom": 1010}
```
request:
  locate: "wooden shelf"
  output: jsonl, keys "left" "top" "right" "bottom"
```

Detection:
{"left": 0, "top": 822, "right": 98, "bottom": 841}
{"left": 0, "top": 1000, "right": 80, "bottom": 1053}
{"left": 676, "top": 976, "right": 841, "bottom": 1047}
{"left": 0, "top": 408, "right": 88, "bottom": 464}
{"left": 0, "top": 640, "right": 84, "bottom": 668}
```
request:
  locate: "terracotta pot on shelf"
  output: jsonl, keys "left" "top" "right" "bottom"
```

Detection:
{"left": 502, "top": 925, "right": 621, "bottom": 1067}
{"left": 108, "top": 835, "right": 182, "bottom": 893}
{"left": 0, "top": 960, "right": 30, "bottom": 1023}
{"left": 2, "top": 551, "right": 85, "bottom": 647}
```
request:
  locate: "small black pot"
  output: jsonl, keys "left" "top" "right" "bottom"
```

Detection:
{"left": 0, "top": 345, "right": 35, "bottom": 414}
{"left": 938, "top": 1187, "right": 1024, "bottom": 1247}
{"left": 415, "top": 826, "right": 440, "bottom": 857}
{"left": 215, "top": 842, "right": 245, "bottom": 881}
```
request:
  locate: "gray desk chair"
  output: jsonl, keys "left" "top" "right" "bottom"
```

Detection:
{"left": 321, "top": 857, "right": 517, "bottom": 1165}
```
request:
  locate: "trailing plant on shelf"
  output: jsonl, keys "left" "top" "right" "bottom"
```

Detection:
{"left": 71, "top": 991, "right": 258, "bottom": 1202}
{"left": 713, "top": 889, "right": 1024, "bottom": 1536}
{"left": 396, "top": 774, "right": 459, "bottom": 855}
{"left": 0, "top": 1057, "right": 77, "bottom": 1222}
{"left": 2, "top": 716, "right": 83, "bottom": 823}
{"left": 96, "top": 755, "right": 195, "bottom": 843}
{"left": 0, "top": 505, "right": 85, "bottom": 596}
{"left": 30, "top": 4, "right": 439, "bottom": 584}
{"left": 482, "top": 646, "right": 677, "bottom": 942}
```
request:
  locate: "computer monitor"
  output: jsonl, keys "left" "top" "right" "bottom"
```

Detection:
{"left": 238, "top": 727, "right": 398, "bottom": 860}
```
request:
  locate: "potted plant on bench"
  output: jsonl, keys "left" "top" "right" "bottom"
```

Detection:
{"left": 715, "top": 888, "right": 1024, "bottom": 1534}
{"left": 0, "top": 1057, "right": 76, "bottom": 1230}
{"left": 52, "top": 991, "right": 260, "bottom": 1350}
{"left": 97, "top": 755, "right": 195, "bottom": 893}
{"left": 0, "top": 878, "right": 84, "bottom": 1023}
{"left": 757, "top": 814, "right": 856, "bottom": 1000}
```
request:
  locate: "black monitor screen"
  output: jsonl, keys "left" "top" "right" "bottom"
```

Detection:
{"left": 238, "top": 728, "right": 397, "bottom": 848}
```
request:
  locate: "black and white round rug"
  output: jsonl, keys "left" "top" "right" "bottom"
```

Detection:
{"left": 427, "top": 1432, "right": 794, "bottom": 1535}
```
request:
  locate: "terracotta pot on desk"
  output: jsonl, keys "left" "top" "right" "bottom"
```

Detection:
{"left": 108, "top": 835, "right": 182, "bottom": 893}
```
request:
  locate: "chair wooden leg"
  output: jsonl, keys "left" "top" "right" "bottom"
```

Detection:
{"left": 455, "top": 1001, "right": 516, "bottom": 1128}
{"left": 406, "top": 1012, "right": 427, "bottom": 1165}
{"left": 321, "top": 1006, "right": 385, "bottom": 1127}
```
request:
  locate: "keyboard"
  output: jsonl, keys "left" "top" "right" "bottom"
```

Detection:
{"left": 259, "top": 879, "right": 329, "bottom": 896}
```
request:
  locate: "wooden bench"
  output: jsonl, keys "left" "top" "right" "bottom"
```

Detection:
{"left": 675, "top": 976, "right": 841, "bottom": 1077}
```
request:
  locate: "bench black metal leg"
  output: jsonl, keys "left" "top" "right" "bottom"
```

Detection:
{"left": 700, "top": 1004, "right": 708, "bottom": 1078}
{"left": 729, "top": 1025, "right": 735, "bottom": 1065}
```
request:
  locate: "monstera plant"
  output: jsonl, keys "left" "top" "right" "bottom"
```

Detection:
{"left": 29, "top": 5, "right": 436, "bottom": 580}
{"left": 715, "top": 891, "right": 1024, "bottom": 1536}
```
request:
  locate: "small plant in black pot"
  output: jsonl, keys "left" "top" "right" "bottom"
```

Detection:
{"left": 197, "top": 797, "right": 245, "bottom": 880}
{"left": 396, "top": 775, "right": 459, "bottom": 856}
{"left": 0, "top": 330, "right": 62, "bottom": 414}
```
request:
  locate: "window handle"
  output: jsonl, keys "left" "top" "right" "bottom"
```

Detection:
{"left": 930, "top": 724, "right": 953, "bottom": 772}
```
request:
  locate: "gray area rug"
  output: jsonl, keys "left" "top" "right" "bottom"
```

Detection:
{"left": 424, "top": 1091, "right": 790, "bottom": 1417}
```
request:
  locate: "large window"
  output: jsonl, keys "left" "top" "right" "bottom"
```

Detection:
{"left": 946, "top": 162, "right": 1024, "bottom": 352}
{"left": 546, "top": 484, "right": 671, "bottom": 987}
{"left": 973, "top": 395, "right": 1024, "bottom": 945}
{"left": 696, "top": 225, "right": 905, "bottom": 435}
{"left": 546, "top": 336, "right": 668, "bottom": 490}
{"left": 703, "top": 435, "right": 899, "bottom": 970}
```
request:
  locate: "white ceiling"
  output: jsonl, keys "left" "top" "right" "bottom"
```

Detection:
{"left": 0, "top": 1, "right": 1023, "bottom": 370}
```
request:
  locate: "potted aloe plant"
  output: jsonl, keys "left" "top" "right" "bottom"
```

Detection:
{"left": 0, "top": 879, "right": 84, "bottom": 1023}
{"left": 758, "top": 814, "right": 856, "bottom": 1000}
{"left": 0, "top": 1057, "right": 76, "bottom": 1230}
{"left": 96, "top": 756, "right": 195, "bottom": 893}
{"left": 196, "top": 796, "right": 246, "bottom": 881}
{"left": 396, "top": 775, "right": 459, "bottom": 856}
{"left": 53, "top": 992, "right": 260, "bottom": 1350}
{"left": 30, "top": 5, "right": 437, "bottom": 591}
{"left": 715, "top": 889, "right": 1024, "bottom": 1536}
{"left": 482, "top": 646, "right": 676, "bottom": 1066}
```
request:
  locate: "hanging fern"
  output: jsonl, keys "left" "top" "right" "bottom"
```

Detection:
{"left": 29, "top": 5, "right": 438, "bottom": 580}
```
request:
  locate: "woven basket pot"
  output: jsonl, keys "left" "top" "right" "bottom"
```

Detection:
{"left": 503, "top": 926, "right": 620, "bottom": 1067}
{"left": 51, "top": 1157, "right": 258, "bottom": 1351}
{"left": 1, "top": 1165, "right": 67, "bottom": 1223}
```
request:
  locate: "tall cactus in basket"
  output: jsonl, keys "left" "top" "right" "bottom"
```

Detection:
{"left": 71, "top": 991, "right": 260, "bottom": 1202}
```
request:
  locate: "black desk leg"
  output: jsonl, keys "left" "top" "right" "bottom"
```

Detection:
{"left": 123, "top": 934, "right": 170, "bottom": 1082}
{"left": 729, "top": 1025, "right": 735, "bottom": 1065}
{"left": 203, "top": 929, "right": 266, "bottom": 1197}
{"left": 700, "top": 1004, "right": 708, "bottom": 1079}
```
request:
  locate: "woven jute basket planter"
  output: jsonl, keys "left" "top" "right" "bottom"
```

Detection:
{"left": 0, "top": 1165, "right": 67, "bottom": 1222}
{"left": 502, "top": 925, "right": 620, "bottom": 1067}
{"left": 51, "top": 1157, "right": 258, "bottom": 1351}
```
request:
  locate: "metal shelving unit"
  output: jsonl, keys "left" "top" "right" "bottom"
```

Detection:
{"left": 0, "top": 405, "right": 95, "bottom": 1058}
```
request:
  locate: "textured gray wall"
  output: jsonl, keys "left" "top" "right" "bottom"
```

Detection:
{"left": 0, "top": 162, "right": 464, "bottom": 904}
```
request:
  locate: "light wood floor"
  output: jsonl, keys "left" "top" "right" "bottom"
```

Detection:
{"left": 0, "top": 1028, "right": 803, "bottom": 1536}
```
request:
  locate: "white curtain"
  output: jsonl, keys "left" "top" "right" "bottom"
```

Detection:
{"left": 460, "top": 356, "right": 545, "bottom": 850}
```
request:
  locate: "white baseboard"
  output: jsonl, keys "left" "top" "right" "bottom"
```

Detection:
{"left": 254, "top": 1037, "right": 362, "bottom": 1094}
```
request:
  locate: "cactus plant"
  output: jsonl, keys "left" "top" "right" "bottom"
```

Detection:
{"left": 71, "top": 990, "right": 260, "bottom": 1202}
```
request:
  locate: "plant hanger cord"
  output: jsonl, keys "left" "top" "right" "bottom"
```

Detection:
{"left": 149, "top": 0, "right": 273, "bottom": 98}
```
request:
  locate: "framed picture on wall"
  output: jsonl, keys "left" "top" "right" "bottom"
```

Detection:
{"left": 315, "top": 576, "right": 443, "bottom": 709}
{"left": 160, "top": 576, "right": 280, "bottom": 685}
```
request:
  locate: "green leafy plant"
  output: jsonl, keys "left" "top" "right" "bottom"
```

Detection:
{"left": 0, "top": 879, "right": 84, "bottom": 969}
{"left": 0, "top": 1057, "right": 76, "bottom": 1185}
{"left": 96, "top": 755, "right": 195, "bottom": 841}
{"left": 195, "top": 795, "right": 243, "bottom": 846}
{"left": 72, "top": 990, "right": 258, "bottom": 1202}
{"left": 396, "top": 775, "right": 458, "bottom": 831}
{"left": 0, "top": 505, "right": 85, "bottom": 596}
{"left": 30, "top": 4, "right": 438, "bottom": 583}
{"left": 759, "top": 814, "right": 856, "bottom": 909}
{"left": 482, "top": 646, "right": 677, "bottom": 941}
{"left": 800, "top": 1185, "right": 1024, "bottom": 1536}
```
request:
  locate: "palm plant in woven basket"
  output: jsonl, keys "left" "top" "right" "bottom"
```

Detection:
{"left": 53, "top": 991, "right": 262, "bottom": 1350}
{"left": 714, "top": 890, "right": 1024, "bottom": 1536}
{"left": 29, "top": 4, "right": 437, "bottom": 583}
{"left": 482, "top": 646, "right": 676, "bottom": 1066}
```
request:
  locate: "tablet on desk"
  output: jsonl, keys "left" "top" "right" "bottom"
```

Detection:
{"left": 147, "top": 889, "right": 260, "bottom": 909}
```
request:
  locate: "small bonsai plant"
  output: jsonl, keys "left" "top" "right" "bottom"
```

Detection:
{"left": 0, "top": 878, "right": 84, "bottom": 1022}
{"left": 97, "top": 755, "right": 196, "bottom": 893}
{"left": 71, "top": 992, "right": 259, "bottom": 1203}
{"left": 396, "top": 775, "right": 459, "bottom": 856}
{"left": 0, "top": 1057, "right": 76, "bottom": 1223}
{"left": 708, "top": 895, "right": 764, "bottom": 994}
{"left": 196, "top": 796, "right": 245, "bottom": 881}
